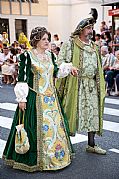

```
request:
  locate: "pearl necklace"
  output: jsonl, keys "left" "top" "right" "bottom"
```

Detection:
{"left": 34, "top": 49, "right": 50, "bottom": 62}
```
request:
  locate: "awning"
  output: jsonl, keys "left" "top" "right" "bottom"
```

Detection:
{"left": 102, "top": 1, "right": 119, "bottom": 6}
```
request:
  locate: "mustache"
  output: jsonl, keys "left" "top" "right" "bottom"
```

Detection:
{"left": 88, "top": 32, "right": 93, "bottom": 36}
{"left": 86, "top": 33, "right": 93, "bottom": 40}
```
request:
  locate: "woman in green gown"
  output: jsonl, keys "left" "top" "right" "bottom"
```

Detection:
{"left": 2, "top": 27, "right": 75, "bottom": 172}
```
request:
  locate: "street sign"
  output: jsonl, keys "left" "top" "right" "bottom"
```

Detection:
{"left": 108, "top": 8, "right": 119, "bottom": 16}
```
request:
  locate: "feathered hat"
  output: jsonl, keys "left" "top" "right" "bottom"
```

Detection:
{"left": 72, "top": 8, "right": 98, "bottom": 36}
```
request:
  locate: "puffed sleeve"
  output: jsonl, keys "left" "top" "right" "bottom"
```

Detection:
{"left": 57, "top": 62, "right": 73, "bottom": 78}
{"left": 14, "top": 82, "right": 29, "bottom": 102}
{"left": 57, "top": 40, "right": 73, "bottom": 65}
{"left": 18, "top": 51, "right": 31, "bottom": 82}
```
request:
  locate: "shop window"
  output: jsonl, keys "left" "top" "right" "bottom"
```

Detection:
{"left": 0, "top": 18, "right": 10, "bottom": 42}
{"left": 15, "top": 19, "right": 27, "bottom": 40}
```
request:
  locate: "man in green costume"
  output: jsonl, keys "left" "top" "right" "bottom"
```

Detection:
{"left": 56, "top": 9, "right": 106, "bottom": 154}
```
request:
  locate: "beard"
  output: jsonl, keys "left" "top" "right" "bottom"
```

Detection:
{"left": 86, "top": 33, "right": 93, "bottom": 40}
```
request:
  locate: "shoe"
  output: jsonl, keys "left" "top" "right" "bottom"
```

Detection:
{"left": 114, "top": 93, "right": 119, "bottom": 97}
{"left": 11, "top": 81, "right": 16, "bottom": 85}
{"left": 6, "top": 81, "right": 11, "bottom": 84}
{"left": 86, "top": 145, "right": 106, "bottom": 155}
{"left": 107, "top": 89, "right": 111, "bottom": 96}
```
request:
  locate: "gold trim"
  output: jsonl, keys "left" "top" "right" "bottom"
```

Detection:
{"left": 3, "top": 155, "right": 71, "bottom": 172}
{"left": 3, "top": 155, "right": 39, "bottom": 172}
{"left": 54, "top": 87, "right": 73, "bottom": 158}
{"left": 32, "top": 66, "right": 44, "bottom": 170}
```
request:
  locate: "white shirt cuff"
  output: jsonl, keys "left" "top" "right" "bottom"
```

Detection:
{"left": 57, "top": 62, "right": 73, "bottom": 78}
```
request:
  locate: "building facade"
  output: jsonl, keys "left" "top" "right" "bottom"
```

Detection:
{"left": 0, "top": 0, "right": 48, "bottom": 43}
{"left": 48, "top": 0, "right": 112, "bottom": 42}
{"left": 0, "top": 0, "right": 116, "bottom": 43}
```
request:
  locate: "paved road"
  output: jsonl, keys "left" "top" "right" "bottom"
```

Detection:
{"left": 0, "top": 84, "right": 119, "bottom": 179}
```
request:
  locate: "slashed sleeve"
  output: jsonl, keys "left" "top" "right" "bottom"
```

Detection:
{"left": 14, "top": 51, "right": 31, "bottom": 103}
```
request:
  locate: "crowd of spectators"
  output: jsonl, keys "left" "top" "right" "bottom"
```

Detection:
{"left": 0, "top": 32, "right": 61, "bottom": 86}
{"left": 96, "top": 21, "right": 119, "bottom": 96}
{"left": 0, "top": 41, "right": 22, "bottom": 85}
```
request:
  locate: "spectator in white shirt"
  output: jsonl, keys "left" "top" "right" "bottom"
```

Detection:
{"left": 0, "top": 47, "right": 11, "bottom": 70}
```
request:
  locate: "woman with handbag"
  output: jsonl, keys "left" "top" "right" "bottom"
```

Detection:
{"left": 2, "top": 27, "right": 77, "bottom": 172}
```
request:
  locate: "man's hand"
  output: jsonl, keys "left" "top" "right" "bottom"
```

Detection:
{"left": 71, "top": 67, "right": 79, "bottom": 77}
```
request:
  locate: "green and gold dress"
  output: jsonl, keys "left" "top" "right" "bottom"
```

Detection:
{"left": 2, "top": 50, "right": 73, "bottom": 172}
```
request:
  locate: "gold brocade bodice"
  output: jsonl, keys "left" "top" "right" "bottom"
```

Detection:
{"left": 29, "top": 51, "right": 55, "bottom": 96}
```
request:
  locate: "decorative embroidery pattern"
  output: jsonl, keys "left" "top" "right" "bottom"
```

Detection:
{"left": 30, "top": 51, "right": 71, "bottom": 170}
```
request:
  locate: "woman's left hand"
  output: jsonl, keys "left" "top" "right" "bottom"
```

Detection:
{"left": 71, "top": 67, "right": 78, "bottom": 77}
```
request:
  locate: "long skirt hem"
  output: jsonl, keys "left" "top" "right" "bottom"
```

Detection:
{"left": 2, "top": 155, "right": 71, "bottom": 172}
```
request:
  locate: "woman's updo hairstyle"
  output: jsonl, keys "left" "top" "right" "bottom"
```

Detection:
{"left": 30, "top": 27, "right": 49, "bottom": 48}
